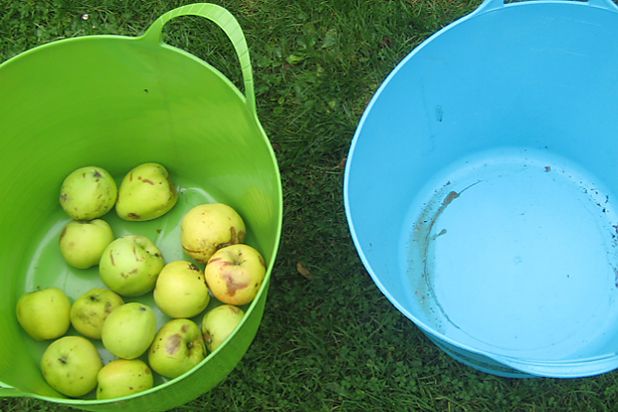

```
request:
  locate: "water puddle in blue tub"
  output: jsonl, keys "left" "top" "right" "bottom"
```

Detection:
{"left": 400, "top": 147, "right": 618, "bottom": 360}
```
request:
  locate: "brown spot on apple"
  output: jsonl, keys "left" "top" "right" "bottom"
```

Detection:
{"left": 142, "top": 178, "right": 155, "bottom": 185}
{"left": 110, "top": 251, "right": 116, "bottom": 266}
{"left": 215, "top": 241, "right": 232, "bottom": 251}
{"left": 183, "top": 245, "right": 198, "bottom": 253}
{"left": 203, "top": 330, "right": 212, "bottom": 345}
{"left": 189, "top": 263, "right": 200, "bottom": 271}
{"left": 223, "top": 272, "right": 248, "bottom": 296}
{"left": 128, "top": 212, "right": 140, "bottom": 219}
{"left": 227, "top": 227, "right": 245, "bottom": 245}
{"left": 181, "top": 324, "right": 189, "bottom": 333}
{"left": 166, "top": 334, "right": 182, "bottom": 354}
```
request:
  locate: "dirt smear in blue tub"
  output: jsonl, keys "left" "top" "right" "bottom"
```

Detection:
{"left": 409, "top": 180, "right": 481, "bottom": 332}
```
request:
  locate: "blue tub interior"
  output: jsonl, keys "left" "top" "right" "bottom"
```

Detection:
{"left": 345, "top": 0, "right": 618, "bottom": 377}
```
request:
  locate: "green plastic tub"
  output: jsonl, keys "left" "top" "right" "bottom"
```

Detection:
{"left": 0, "top": 3, "right": 282, "bottom": 410}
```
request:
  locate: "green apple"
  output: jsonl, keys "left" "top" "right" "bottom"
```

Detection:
{"left": 148, "top": 319, "right": 205, "bottom": 379}
{"left": 99, "top": 235, "right": 165, "bottom": 297}
{"left": 70, "top": 288, "right": 124, "bottom": 339}
{"left": 41, "top": 336, "right": 103, "bottom": 397}
{"left": 204, "top": 244, "right": 266, "bottom": 305}
{"left": 116, "top": 162, "right": 177, "bottom": 221}
{"left": 96, "top": 359, "right": 153, "bottom": 400}
{"left": 153, "top": 261, "right": 210, "bottom": 318}
{"left": 180, "top": 203, "right": 245, "bottom": 263}
{"left": 59, "top": 166, "right": 117, "bottom": 220}
{"left": 16, "top": 288, "right": 71, "bottom": 341}
{"left": 59, "top": 219, "right": 114, "bottom": 269}
{"left": 101, "top": 302, "right": 157, "bottom": 359}
{"left": 201, "top": 305, "right": 244, "bottom": 352}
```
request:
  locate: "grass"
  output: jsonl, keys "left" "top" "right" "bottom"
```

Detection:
{"left": 2, "top": 0, "right": 618, "bottom": 411}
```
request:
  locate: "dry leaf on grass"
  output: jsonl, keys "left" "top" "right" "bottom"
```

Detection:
{"left": 296, "top": 261, "right": 312, "bottom": 279}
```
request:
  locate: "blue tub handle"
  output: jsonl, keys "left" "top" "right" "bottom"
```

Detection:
{"left": 476, "top": 0, "right": 618, "bottom": 13}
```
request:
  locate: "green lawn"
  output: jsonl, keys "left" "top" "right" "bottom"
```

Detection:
{"left": 2, "top": 0, "right": 618, "bottom": 411}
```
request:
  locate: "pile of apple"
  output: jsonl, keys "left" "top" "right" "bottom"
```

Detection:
{"left": 15, "top": 163, "right": 266, "bottom": 400}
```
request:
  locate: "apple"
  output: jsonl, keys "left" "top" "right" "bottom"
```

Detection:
{"left": 59, "top": 219, "right": 114, "bottom": 269}
{"left": 41, "top": 336, "right": 103, "bottom": 397}
{"left": 153, "top": 261, "right": 210, "bottom": 318}
{"left": 70, "top": 288, "right": 124, "bottom": 339}
{"left": 148, "top": 319, "right": 205, "bottom": 379}
{"left": 201, "top": 305, "right": 244, "bottom": 352}
{"left": 180, "top": 203, "right": 245, "bottom": 263}
{"left": 204, "top": 244, "right": 266, "bottom": 305}
{"left": 59, "top": 166, "right": 117, "bottom": 220}
{"left": 96, "top": 359, "right": 153, "bottom": 400}
{"left": 99, "top": 235, "right": 165, "bottom": 297}
{"left": 16, "top": 288, "right": 71, "bottom": 341}
{"left": 116, "top": 162, "right": 177, "bottom": 221}
{"left": 101, "top": 302, "right": 157, "bottom": 359}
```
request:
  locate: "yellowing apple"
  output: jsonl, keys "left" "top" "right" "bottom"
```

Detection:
{"left": 41, "top": 336, "right": 103, "bottom": 397}
{"left": 201, "top": 305, "right": 244, "bottom": 352}
{"left": 59, "top": 166, "right": 117, "bottom": 220}
{"left": 148, "top": 319, "right": 205, "bottom": 379}
{"left": 96, "top": 359, "right": 153, "bottom": 400}
{"left": 153, "top": 261, "right": 210, "bottom": 318}
{"left": 70, "top": 288, "right": 124, "bottom": 339}
{"left": 180, "top": 203, "right": 245, "bottom": 263}
{"left": 16, "top": 288, "right": 71, "bottom": 341}
{"left": 99, "top": 235, "right": 165, "bottom": 297}
{"left": 59, "top": 219, "right": 114, "bottom": 269}
{"left": 101, "top": 302, "right": 157, "bottom": 359}
{"left": 204, "top": 244, "right": 266, "bottom": 305}
{"left": 116, "top": 162, "right": 178, "bottom": 221}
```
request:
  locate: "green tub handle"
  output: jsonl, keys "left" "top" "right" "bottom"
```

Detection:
{"left": 141, "top": 3, "right": 257, "bottom": 116}
{"left": 0, "top": 381, "right": 23, "bottom": 398}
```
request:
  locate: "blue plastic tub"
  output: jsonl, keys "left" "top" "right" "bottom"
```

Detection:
{"left": 344, "top": 0, "right": 618, "bottom": 378}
